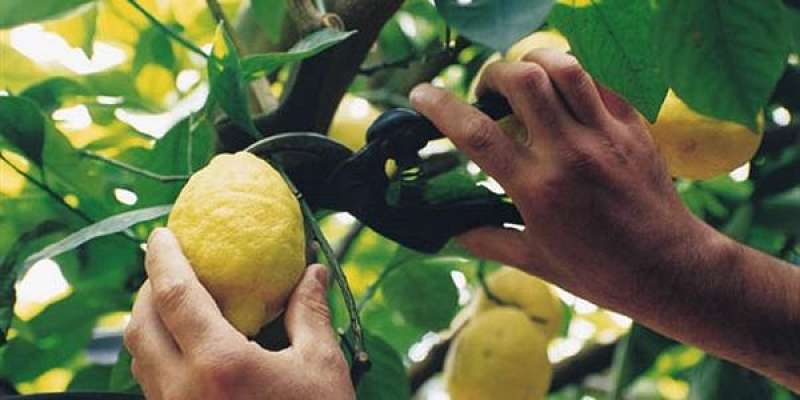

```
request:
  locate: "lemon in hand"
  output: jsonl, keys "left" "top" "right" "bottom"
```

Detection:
{"left": 167, "top": 152, "right": 306, "bottom": 337}
{"left": 444, "top": 307, "right": 552, "bottom": 400}
{"left": 475, "top": 266, "right": 563, "bottom": 340}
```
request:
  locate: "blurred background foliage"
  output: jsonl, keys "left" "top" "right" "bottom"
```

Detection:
{"left": 0, "top": 0, "right": 799, "bottom": 398}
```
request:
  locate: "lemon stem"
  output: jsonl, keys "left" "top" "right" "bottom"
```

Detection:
{"left": 278, "top": 169, "right": 370, "bottom": 379}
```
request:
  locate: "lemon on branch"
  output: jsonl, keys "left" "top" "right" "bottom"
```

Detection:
{"left": 473, "top": 32, "right": 762, "bottom": 180}
{"left": 475, "top": 266, "right": 563, "bottom": 341}
{"left": 444, "top": 307, "right": 552, "bottom": 400}
{"left": 167, "top": 152, "right": 306, "bottom": 337}
{"left": 329, "top": 94, "right": 382, "bottom": 151}
{"left": 648, "top": 91, "right": 762, "bottom": 180}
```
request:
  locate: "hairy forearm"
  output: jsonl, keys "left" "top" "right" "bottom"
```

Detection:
{"left": 624, "top": 220, "right": 800, "bottom": 390}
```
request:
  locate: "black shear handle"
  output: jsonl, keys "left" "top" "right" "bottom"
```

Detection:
{"left": 366, "top": 93, "right": 514, "bottom": 165}
{"left": 351, "top": 93, "right": 522, "bottom": 253}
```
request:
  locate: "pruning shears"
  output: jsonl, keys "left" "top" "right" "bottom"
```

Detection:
{"left": 247, "top": 93, "right": 523, "bottom": 253}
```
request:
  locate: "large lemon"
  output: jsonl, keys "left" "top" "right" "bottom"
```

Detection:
{"left": 444, "top": 307, "right": 552, "bottom": 400}
{"left": 329, "top": 94, "right": 382, "bottom": 151}
{"left": 648, "top": 91, "right": 762, "bottom": 180}
{"left": 167, "top": 152, "right": 306, "bottom": 337}
{"left": 475, "top": 266, "right": 563, "bottom": 340}
{"left": 506, "top": 30, "right": 570, "bottom": 61}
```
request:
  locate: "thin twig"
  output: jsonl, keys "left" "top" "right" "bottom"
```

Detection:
{"left": 80, "top": 150, "right": 190, "bottom": 182}
{"left": 1, "top": 153, "right": 93, "bottom": 223}
{"left": 206, "top": 0, "right": 244, "bottom": 54}
{"left": 0, "top": 153, "right": 140, "bottom": 244}
{"left": 359, "top": 47, "right": 457, "bottom": 76}
{"left": 126, "top": 0, "right": 207, "bottom": 58}
{"left": 278, "top": 169, "right": 369, "bottom": 371}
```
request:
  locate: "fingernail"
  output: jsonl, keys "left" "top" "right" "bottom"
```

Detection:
{"left": 148, "top": 227, "right": 169, "bottom": 244}
{"left": 409, "top": 84, "right": 432, "bottom": 106}
{"left": 312, "top": 264, "right": 329, "bottom": 287}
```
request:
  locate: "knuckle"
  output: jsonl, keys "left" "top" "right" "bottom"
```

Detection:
{"left": 154, "top": 278, "right": 191, "bottom": 312}
{"left": 559, "top": 63, "right": 592, "bottom": 93}
{"left": 514, "top": 65, "right": 550, "bottom": 93}
{"left": 464, "top": 117, "right": 500, "bottom": 153}
{"left": 123, "top": 323, "right": 144, "bottom": 351}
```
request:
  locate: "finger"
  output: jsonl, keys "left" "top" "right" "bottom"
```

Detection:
{"left": 595, "top": 83, "right": 638, "bottom": 122}
{"left": 283, "top": 264, "right": 340, "bottom": 355}
{"left": 522, "top": 49, "right": 609, "bottom": 126}
{"left": 410, "top": 84, "right": 527, "bottom": 185}
{"left": 476, "top": 61, "right": 576, "bottom": 143}
{"left": 145, "top": 228, "right": 240, "bottom": 351}
{"left": 124, "top": 282, "right": 181, "bottom": 364}
{"left": 457, "top": 227, "right": 543, "bottom": 271}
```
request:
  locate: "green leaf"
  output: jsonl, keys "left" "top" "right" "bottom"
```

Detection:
{"left": 67, "top": 364, "right": 113, "bottom": 391}
{"left": 381, "top": 252, "right": 460, "bottom": 331}
{"left": 116, "top": 116, "right": 216, "bottom": 207}
{"left": 241, "top": 28, "right": 357, "bottom": 79}
{"left": 0, "top": 221, "right": 66, "bottom": 346}
{"left": 20, "top": 77, "right": 89, "bottom": 113}
{"left": 22, "top": 205, "right": 172, "bottom": 274}
{"left": 654, "top": 0, "right": 792, "bottom": 130}
{"left": 0, "top": 96, "right": 47, "bottom": 165}
{"left": 610, "top": 323, "right": 677, "bottom": 399}
{"left": 756, "top": 187, "right": 800, "bottom": 235}
{"left": 0, "top": 41, "right": 49, "bottom": 92}
{"left": 133, "top": 26, "right": 177, "bottom": 74}
{"left": 45, "top": 2, "right": 99, "bottom": 58}
{"left": 688, "top": 356, "right": 771, "bottom": 400}
{"left": 550, "top": 0, "right": 668, "bottom": 121}
{"left": 0, "top": 289, "right": 128, "bottom": 382}
{"left": 0, "top": 0, "right": 95, "bottom": 28}
{"left": 207, "top": 24, "right": 260, "bottom": 139}
{"left": 251, "top": 0, "right": 287, "bottom": 42}
{"left": 109, "top": 346, "right": 142, "bottom": 393}
{"left": 356, "top": 331, "right": 411, "bottom": 400}
{"left": 434, "top": 0, "right": 555, "bottom": 52}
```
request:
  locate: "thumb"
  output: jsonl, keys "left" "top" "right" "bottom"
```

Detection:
{"left": 284, "top": 264, "right": 338, "bottom": 353}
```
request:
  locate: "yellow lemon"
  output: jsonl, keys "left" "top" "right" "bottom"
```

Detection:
{"left": 444, "top": 307, "right": 552, "bottom": 400}
{"left": 506, "top": 30, "right": 571, "bottom": 62}
{"left": 167, "top": 152, "right": 306, "bottom": 336}
{"left": 648, "top": 91, "right": 762, "bottom": 180}
{"left": 329, "top": 94, "right": 382, "bottom": 151}
{"left": 475, "top": 266, "right": 563, "bottom": 340}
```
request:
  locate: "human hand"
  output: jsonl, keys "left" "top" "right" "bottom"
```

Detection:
{"left": 410, "top": 49, "right": 726, "bottom": 312}
{"left": 124, "top": 228, "right": 355, "bottom": 400}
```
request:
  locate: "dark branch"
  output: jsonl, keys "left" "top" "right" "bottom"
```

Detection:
{"left": 216, "top": 0, "right": 405, "bottom": 152}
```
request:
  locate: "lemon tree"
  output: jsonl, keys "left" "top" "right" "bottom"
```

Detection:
{"left": 0, "top": 0, "right": 799, "bottom": 399}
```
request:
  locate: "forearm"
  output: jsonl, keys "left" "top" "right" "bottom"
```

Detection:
{"left": 624, "top": 220, "right": 800, "bottom": 389}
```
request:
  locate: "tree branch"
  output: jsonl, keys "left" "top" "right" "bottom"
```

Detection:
{"left": 216, "top": 0, "right": 405, "bottom": 152}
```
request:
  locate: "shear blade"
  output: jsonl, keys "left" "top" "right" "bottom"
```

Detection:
{"left": 246, "top": 132, "right": 352, "bottom": 206}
